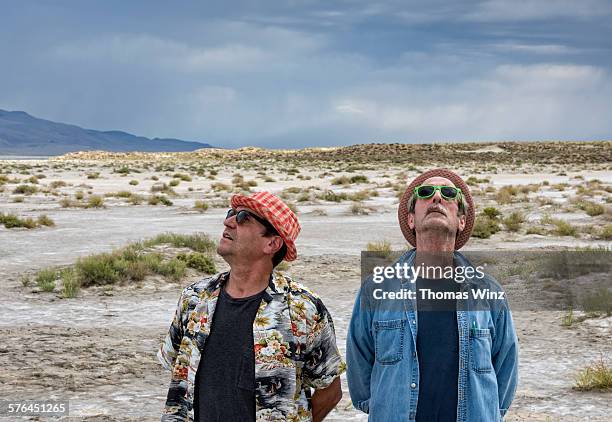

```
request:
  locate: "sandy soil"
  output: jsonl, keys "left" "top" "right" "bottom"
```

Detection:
{"left": 1, "top": 147, "right": 611, "bottom": 421}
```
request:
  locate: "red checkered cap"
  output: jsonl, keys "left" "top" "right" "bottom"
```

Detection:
{"left": 231, "top": 191, "right": 301, "bottom": 261}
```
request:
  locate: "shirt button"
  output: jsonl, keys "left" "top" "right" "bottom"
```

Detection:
{"left": 410, "top": 382, "right": 417, "bottom": 388}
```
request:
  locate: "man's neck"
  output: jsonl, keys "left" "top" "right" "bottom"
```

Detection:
{"left": 225, "top": 261, "right": 272, "bottom": 298}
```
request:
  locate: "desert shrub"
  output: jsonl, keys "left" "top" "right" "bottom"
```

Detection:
{"left": 211, "top": 182, "right": 230, "bottom": 192}
{"left": 143, "top": 232, "right": 216, "bottom": 253}
{"left": 37, "top": 214, "right": 55, "bottom": 227}
{"left": 0, "top": 213, "right": 37, "bottom": 229}
{"left": 350, "top": 175, "right": 369, "bottom": 184}
{"left": 60, "top": 268, "right": 80, "bottom": 298}
{"left": 128, "top": 194, "right": 144, "bottom": 205}
{"left": 151, "top": 183, "right": 176, "bottom": 195}
{"left": 87, "top": 172, "right": 100, "bottom": 179}
{"left": 169, "top": 179, "right": 180, "bottom": 187}
{"left": 50, "top": 180, "right": 67, "bottom": 189}
{"left": 114, "top": 166, "right": 131, "bottom": 175}
{"left": 495, "top": 186, "right": 516, "bottom": 204}
{"left": 76, "top": 253, "right": 121, "bottom": 286}
{"left": 551, "top": 219, "right": 578, "bottom": 237}
{"left": 129, "top": 180, "right": 139, "bottom": 186}
{"left": 75, "top": 191, "right": 85, "bottom": 200}
{"left": 151, "top": 175, "right": 159, "bottom": 181}
{"left": 264, "top": 176, "right": 276, "bottom": 183}
{"left": 526, "top": 226, "right": 547, "bottom": 235}
{"left": 13, "top": 184, "right": 37, "bottom": 195}
{"left": 86, "top": 195, "right": 105, "bottom": 208}
{"left": 366, "top": 240, "right": 392, "bottom": 258}
{"left": 482, "top": 207, "right": 501, "bottom": 219}
{"left": 177, "top": 252, "right": 217, "bottom": 274}
{"left": 148, "top": 195, "right": 173, "bottom": 206}
{"left": 27, "top": 176, "right": 39, "bottom": 184}
{"left": 600, "top": 224, "right": 612, "bottom": 240}
{"left": 472, "top": 216, "right": 501, "bottom": 239}
{"left": 350, "top": 202, "right": 369, "bottom": 215}
{"left": 173, "top": 173, "right": 192, "bottom": 182}
{"left": 297, "top": 192, "right": 310, "bottom": 202}
{"left": 331, "top": 176, "right": 350, "bottom": 185}
{"left": 284, "top": 187, "right": 302, "bottom": 194}
{"left": 156, "top": 259, "right": 187, "bottom": 281}
{"left": 194, "top": 200, "right": 209, "bottom": 212}
{"left": 502, "top": 212, "right": 525, "bottom": 232}
{"left": 12, "top": 196, "right": 24, "bottom": 203}
{"left": 318, "top": 190, "right": 348, "bottom": 202}
{"left": 577, "top": 201, "right": 605, "bottom": 217}
{"left": 36, "top": 268, "right": 57, "bottom": 292}
{"left": 574, "top": 358, "right": 612, "bottom": 391}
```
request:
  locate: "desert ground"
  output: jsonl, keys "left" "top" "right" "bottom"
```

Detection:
{"left": 1, "top": 141, "right": 611, "bottom": 421}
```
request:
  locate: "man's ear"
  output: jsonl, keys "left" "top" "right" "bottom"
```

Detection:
{"left": 457, "top": 214, "right": 466, "bottom": 233}
{"left": 264, "top": 236, "right": 284, "bottom": 256}
{"left": 407, "top": 212, "right": 415, "bottom": 230}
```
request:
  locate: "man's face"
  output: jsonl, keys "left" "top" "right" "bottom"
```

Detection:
{"left": 407, "top": 176, "right": 466, "bottom": 240}
{"left": 217, "top": 207, "right": 278, "bottom": 263}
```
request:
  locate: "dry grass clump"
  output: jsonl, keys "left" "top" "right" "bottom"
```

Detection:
{"left": 366, "top": 240, "right": 393, "bottom": 258}
{"left": 36, "top": 268, "right": 57, "bottom": 292}
{"left": 502, "top": 212, "right": 525, "bottom": 232}
{"left": 349, "top": 202, "right": 370, "bottom": 215}
{"left": 12, "top": 196, "right": 24, "bottom": 203}
{"left": 87, "top": 172, "right": 100, "bottom": 179}
{"left": 194, "top": 200, "right": 209, "bottom": 212}
{"left": 331, "top": 174, "right": 369, "bottom": 185}
{"left": 12, "top": 184, "right": 38, "bottom": 195}
{"left": 173, "top": 173, "right": 192, "bottom": 182}
{"left": 50, "top": 180, "right": 67, "bottom": 189}
{"left": 550, "top": 219, "right": 578, "bottom": 237}
{"left": 148, "top": 195, "right": 173, "bottom": 206}
{"left": 129, "top": 179, "right": 139, "bottom": 185}
{"left": 86, "top": 195, "right": 105, "bottom": 208}
{"left": 574, "top": 358, "right": 612, "bottom": 391}
{"left": 574, "top": 199, "right": 605, "bottom": 216}
{"left": 0, "top": 213, "right": 55, "bottom": 229}
{"left": 600, "top": 224, "right": 612, "bottom": 240}
{"left": 211, "top": 182, "right": 231, "bottom": 192}
{"left": 472, "top": 212, "right": 502, "bottom": 239}
{"left": 151, "top": 183, "right": 177, "bottom": 195}
{"left": 177, "top": 252, "right": 216, "bottom": 274}
{"left": 316, "top": 190, "right": 348, "bottom": 202}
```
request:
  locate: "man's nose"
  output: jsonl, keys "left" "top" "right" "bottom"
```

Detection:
{"left": 431, "top": 189, "right": 443, "bottom": 203}
{"left": 224, "top": 215, "right": 237, "bottom": 228}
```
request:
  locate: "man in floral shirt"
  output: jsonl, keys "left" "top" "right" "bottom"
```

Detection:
{"left": 159, "top": 191, "right": 345, "bottom": 421}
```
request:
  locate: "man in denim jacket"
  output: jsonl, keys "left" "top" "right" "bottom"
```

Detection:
{"left": 347, "top": 168, "right": 519, "bottom": 422}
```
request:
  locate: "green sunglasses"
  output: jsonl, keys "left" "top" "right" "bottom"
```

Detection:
{"left": 414, "top": 185, "right": 462, "bottom": 200}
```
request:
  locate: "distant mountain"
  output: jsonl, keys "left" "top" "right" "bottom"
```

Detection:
{"left": 0, "top": 109, "right": 213, "bottom": 155}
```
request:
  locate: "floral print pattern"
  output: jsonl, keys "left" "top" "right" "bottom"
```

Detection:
{"left": 158, "top": 271, "right": 346, "bottom": 421}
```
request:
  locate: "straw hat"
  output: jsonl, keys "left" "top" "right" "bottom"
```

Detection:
{"left": 398, "top": 168, "right": 475, "bottom": 250}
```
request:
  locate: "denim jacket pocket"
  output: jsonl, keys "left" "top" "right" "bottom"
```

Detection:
{"left": 374, "top": 319, "right": 405, "bottom": 365}
{"left": 470, "top": 328, "right": 493, "bottom": 373}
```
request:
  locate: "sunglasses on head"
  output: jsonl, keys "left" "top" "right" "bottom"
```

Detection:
{"left": 226, "top": 208, "right": 278, "bottom": 233}
{"left": 414, "top": 185, "right": 462, "bottom": 201}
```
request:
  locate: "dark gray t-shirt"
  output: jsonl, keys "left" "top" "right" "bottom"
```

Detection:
{"left": 194, "top": 286, "right": 265, "bottom": 422}
{"left": 415, "top": 277, "right": 459, "bottom": 422}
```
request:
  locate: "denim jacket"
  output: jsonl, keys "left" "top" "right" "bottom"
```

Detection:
{"left": 346, "top": 249, "right": 519, "bottom": 422}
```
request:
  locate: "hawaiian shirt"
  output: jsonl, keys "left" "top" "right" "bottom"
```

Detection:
{"left": 158, "top": 271, "right": 346, "bottom": 421}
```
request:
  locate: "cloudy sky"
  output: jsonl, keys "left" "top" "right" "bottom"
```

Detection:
{"left": 1, "top": 0, "right": 611, "bottom": 148}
